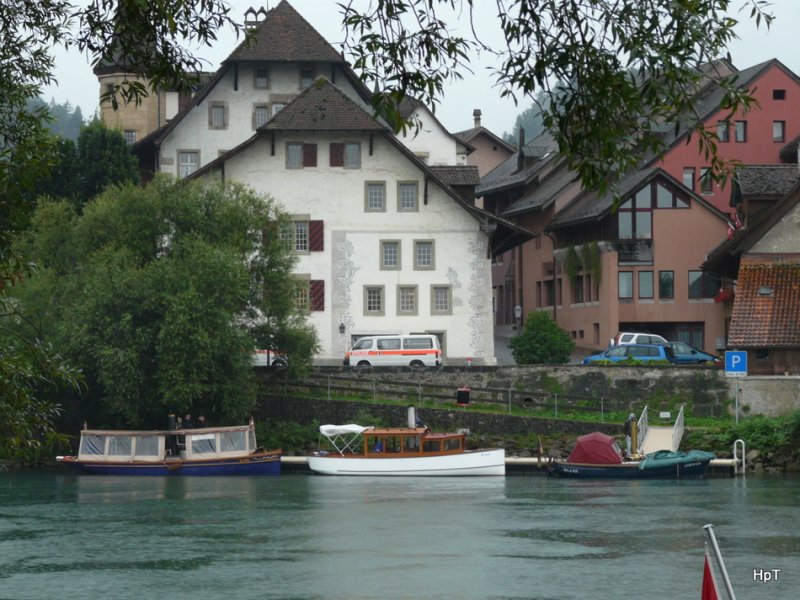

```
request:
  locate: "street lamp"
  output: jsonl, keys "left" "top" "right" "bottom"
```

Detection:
{"left": 514, "top": 304, "right": 522, "bottom": 331}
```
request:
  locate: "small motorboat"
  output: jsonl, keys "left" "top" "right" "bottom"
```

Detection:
{"left": 56, "top": 419, "right": 281, "bottom": 476}
{"left": 549, "top": 431, "right": 714, "bottom": 479}
{"left": 307, "top": 408, "right": 504, "bottom": 476}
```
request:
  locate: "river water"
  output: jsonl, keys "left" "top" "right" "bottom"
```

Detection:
{"left": 1, "top": 470, "right": 797, "bottom": 599}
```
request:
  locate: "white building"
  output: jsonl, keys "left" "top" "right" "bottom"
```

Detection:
{"left": 191, "top": 79, "right": 525, "bottom": 363}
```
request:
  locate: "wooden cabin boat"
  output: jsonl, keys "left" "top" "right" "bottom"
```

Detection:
{"left": 307, "top": 423, "right": 505, "bottom": 476}
{"left": 56, "top": 421, "right": 281, "bottom": 476}
{"left": 549, "top": 431, "right": 714, "bottom": 479}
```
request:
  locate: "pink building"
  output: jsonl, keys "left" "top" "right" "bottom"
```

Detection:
{"left": 481, "top": 59, "right": 800, "bottom": 354}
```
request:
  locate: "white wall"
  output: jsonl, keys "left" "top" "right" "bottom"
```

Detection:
{"left": 201, "top": 131, "right": 495, "bottom": 363}
{"left": 398, "top": 106, "right": 468, "bottom": 166}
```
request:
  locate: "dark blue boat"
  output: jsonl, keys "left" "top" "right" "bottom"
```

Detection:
{"left": 549, "top": 432, "right": 714, "bottom": 479}
{"left": 57, "top": 421, "right": 281, "bottom": 476}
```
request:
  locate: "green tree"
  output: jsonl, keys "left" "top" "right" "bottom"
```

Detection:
{"left": 75, "top": 120, "right": 139, "bottom": 205}
{"left": 13, "top": 178, "right": 317, "bottom": 429}
{"left": 341, "top": 0, "right": 771, "bottom": 192}
{"left": 509, "top": 311, "right": 575, "bottom": 364}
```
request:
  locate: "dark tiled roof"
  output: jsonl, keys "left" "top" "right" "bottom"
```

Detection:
{"left": 735, "top": 165, "right": 800, "bottom": 198}
{"left": 503, "top": 159, "right": 576, "bottom": 217}
{"left": 728, "top": 256, "right": 800, "bottom": 347}
{"left": 454, "top": 127, "right": 516, "bottom": 153}
{"left": 475, "top": 131, "right": 558, "bottom": 195}
{"left": 262, "top": 77, "right": 386, "bottom": 131}
{"left": 226, "top": 1, "right": 344, "bottom": 64}
{"left": 549, "top": 168, "right": 659, "bottom": 227}
{"left": 429, "top": 165, "right": 480, "bottom": 186}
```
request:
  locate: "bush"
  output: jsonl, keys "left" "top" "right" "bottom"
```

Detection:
{"left": 509, "top": 311, "right": 575, "bottom": 364}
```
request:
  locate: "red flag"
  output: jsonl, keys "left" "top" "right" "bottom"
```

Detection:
{"left": 702, "top": 554, "right": 719, "bottom": 600}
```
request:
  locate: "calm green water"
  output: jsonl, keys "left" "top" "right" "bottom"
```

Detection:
{"left": 0, "top": 471, "right": 798, "bottom": 599}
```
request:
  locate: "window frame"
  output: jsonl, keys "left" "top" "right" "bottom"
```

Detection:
{"left": 773, "top": 120, "right": 786, "bottom": 143}
{"left": 638, "top": 270, "right": 654, "bottom": 300}
{"left": 281, "top": 217, "right": 310, "bottom": 254}
{"left": 343, "top": 142, "right": 361, "bottom": 169}
{"left": 254, "top": 65, "right": 269, "bottom": 90}
{"left": 431, "top": 285, "right": 452, "bottom": 315}
{"left": 716, "top": 120, "right": 729, "bottom": 142}
{"left": 682, "top": 167, "right": 695, "bottom": 192}
{"left": 178, "top": 150, "right": 200, "bottom": 179}
{"left": 380, "top": 240, "right": 401, "bottom": 271}
{"left": 618, "top": 271, "right": 633, "bottom": 300}
{"left": 364, "top": 286, "right": 385, "bottom": 316}
{"left": 293, "top": 276, "right": 310, "bottom": 312}
{"left": 300, "top": 65, "right": 314, "bottom": 89}
{"left": 365, "top": 181, "right": 387, "bottom": 212}
{"left": 413, "top": 240, "right": 435, "bottom": 270}
{"left": 688, "top": 270, "right": 717, "bottom": 300}
{"left": 397, "top": 181, "right": 419, "bottom": 212}
{"left": 658, "top": 270, "right": 675, "bottom": 300}
{"left": 208, "top": 102, "right": 228, "bottom": 130}
{"left": 700, "top": 167, "right": 713, "bottom": 194}
{"left": 734, "top": 120, "right": 747, "bottom": 143}
{"left": 253, "top": 104, "right": 270, "bottom": 129}
{"left": 397, "top": 285, "right": 419, "bottom": 316}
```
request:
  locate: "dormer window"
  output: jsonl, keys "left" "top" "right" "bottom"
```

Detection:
{"left": 758, "top": 286, "right": 773, "bottom": 296}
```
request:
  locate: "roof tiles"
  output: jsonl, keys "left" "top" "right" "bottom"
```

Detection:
{"left": 728, "top": 256, "right": 800, "bottom": 347}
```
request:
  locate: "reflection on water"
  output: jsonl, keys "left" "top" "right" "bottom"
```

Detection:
{"left": 0, "top": 471, "right": 798, "bottom": 599}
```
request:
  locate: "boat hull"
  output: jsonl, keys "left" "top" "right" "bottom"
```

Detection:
{"left": 58, "top": 452, "right": 281, "bottom": 476}
{"left": 307, "top": 449, "right": 505, "bottom": 476}
{"left": 550, "top": 458, "right": 710, "bottom": 479}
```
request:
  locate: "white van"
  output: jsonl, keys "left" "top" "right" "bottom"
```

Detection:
{"left": 343, "top": 335, "right": 442, "bottom": 367}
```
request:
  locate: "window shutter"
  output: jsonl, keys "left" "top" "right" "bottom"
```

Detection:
{"left": 330, "top": 143, "right": 344, "bottom": 167}
{"left": 303, "top": 143, "right": 317, "bottom": 167}
{"left": 310, "top": 280, "right": 325, "bottom": 311}
{"left": 309, "top": 220, "right": 324, "bottom": 251}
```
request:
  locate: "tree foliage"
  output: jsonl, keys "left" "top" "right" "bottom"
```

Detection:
{"left": 341, "top": 0, "right": 773, "bottom": 192}
{"left": 12, "top": 178, "right": 318, "bottom": 429}
{"left": 509, "top": 311, "right": 575, "bottom": 364}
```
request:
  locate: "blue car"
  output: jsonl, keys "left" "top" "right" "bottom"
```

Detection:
{"left": 582, "top": 343, "right": 675, "bottom": 365}
{"left": 667, "top": 342, "right": 722, "bottom": 365}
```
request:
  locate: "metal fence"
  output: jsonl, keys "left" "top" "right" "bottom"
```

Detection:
{"left": 264, "top": 373, "right": 632, "bottom": 422}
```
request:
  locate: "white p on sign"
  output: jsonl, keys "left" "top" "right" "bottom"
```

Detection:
{"left": 725, "top": 351, "right": 748, "bottom": 378}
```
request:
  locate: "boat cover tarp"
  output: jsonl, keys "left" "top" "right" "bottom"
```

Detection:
{"left": 639, "top": 449, "right": 716, "bottom": 470}
{"left": 319, "top": 424, "right": 373, "bottom": 437}
{"left": 566, "top": 432, "right": 623, "bottom": 464}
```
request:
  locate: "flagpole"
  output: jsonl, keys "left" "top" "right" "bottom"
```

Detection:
{"left": 703, "top": 524, "right": 736, "bottom": 600}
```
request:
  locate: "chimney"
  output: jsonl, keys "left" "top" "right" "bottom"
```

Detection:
{"left": 473, "top": 108, "right": 482, "bottom": 128}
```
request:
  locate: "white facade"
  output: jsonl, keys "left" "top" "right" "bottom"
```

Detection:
{"left": 158, "top": 62, "right": 368, "bottom": 178}
{"left": 198, "top": 130, "right": 496, "bottom": 364}
{"left": 398, "top": 104, "right": 470, "bottom": 166}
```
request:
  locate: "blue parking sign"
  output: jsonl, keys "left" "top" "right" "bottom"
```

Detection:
{"left": 725, "top": 351, "right": 747, "bottom": 377}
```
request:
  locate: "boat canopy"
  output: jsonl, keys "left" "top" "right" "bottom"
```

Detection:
{"left": 566, "top": 432, "right": 623, "bottom": 464}
{"left": 76, "top": 425, "right": 258, "bottom": 462}
{"left": 639, "top": 449, "right": 716, "bottom": 470}
{"left": 319, "top": 424, "right": 374, "bottom": 455}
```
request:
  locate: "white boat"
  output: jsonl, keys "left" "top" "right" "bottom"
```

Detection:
{"left": 307, "top": 422, "right": 505, "bottom": 476}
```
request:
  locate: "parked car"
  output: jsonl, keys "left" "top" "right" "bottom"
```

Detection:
{"left": 667, "top": 342, "right": 722, "bottom": 365}
{"left": 252, "top": 349, "right": 288, "bottom": 368}
{"left": 610, "top": 332, "right": 669, "bottom": 346}
{"left": 582, "top": 343, "right": 676, "bottom": 365}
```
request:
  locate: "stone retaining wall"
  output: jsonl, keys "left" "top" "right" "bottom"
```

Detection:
{"left": 258, "top": 365, "right": 800, "bottom": 418}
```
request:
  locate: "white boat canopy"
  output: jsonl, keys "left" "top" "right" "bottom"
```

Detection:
{"left": 319, "top": 424, "right": 374, "bottom": 455}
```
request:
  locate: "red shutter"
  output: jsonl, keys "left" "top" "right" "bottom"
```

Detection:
{"left": 303, "top": 143, "right": 317, "bottom": 167}
{"left": 310, "top": 280, "right": 325, "bottom": 311}
{"left": 309, "top": 220, "right": 324, "bottom": 251}
{"left": 330, "top": 143, "right": 343, "bottom": 167}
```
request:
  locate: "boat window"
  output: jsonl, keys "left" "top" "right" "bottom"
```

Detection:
{"left": 368, "top": 437, "right": 384, "bottom": 454}
{"left": 404, "top": 436, "right": 420, "bottom": 450}
{"left": 384, "top": 436, "right": 401, "bottom": 453}
{"left": 134, "top": 436, "right": 160, "bottom": 457}
{"left": 221, "top": 430, "right": 247, "bottom": 452}
{"left": 423, "top": 440, "right": 441, "bottom": 453}
{"left": 80, "top": 434, "right": 106, "bottom": 455}
{"left": 248, "top": 429, "right": 256, "bottom": 451}
{"left": 443, "top": 438, "right": 462, "bottom": 451}
{"left": 107, "top": 435, "right": 133, "bottom": 456}
{"left": 191, "top": 433, "right": 217, "bottom": 454}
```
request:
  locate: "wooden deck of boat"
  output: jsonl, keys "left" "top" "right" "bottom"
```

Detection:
{"left": 281, "top": 456, "right": 739, "bottom": 476}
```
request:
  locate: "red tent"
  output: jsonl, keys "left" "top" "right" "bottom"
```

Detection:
{"left": 566, "top": 432, "right": 623, "bottom": 464}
